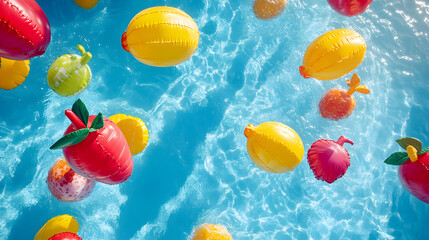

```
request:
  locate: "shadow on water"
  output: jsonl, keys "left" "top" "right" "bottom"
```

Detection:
{"left": 115, "top": 54, "right": 251, "bottom": 238}
{"left": 115, "top": 90, "right": 229, "bottom": 239}
{"left": 7, "top": 146, "right": 39, "bottom": 192}
{"left": 388, "top": 188, "right": 429, "bottom": 239}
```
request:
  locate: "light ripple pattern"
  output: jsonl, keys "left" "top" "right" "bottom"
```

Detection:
{"left": 0, "top": 0, "right": 428, "bottom": 239}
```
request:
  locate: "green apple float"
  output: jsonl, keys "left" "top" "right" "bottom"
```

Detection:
{"left": 47, "top": 45, "right": 92, "bottom": 96}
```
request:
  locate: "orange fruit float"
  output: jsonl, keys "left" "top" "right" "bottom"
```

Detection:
{"left": 253, "top": 0, "right": 287, "bottom": 20}
{"left": 47, "top": 158, "right": 95, "bottom": 202}
{"left": 318, "top": 73, "right": 370, "bottom": 120}
{"left": 191, "top": 223, "right": 232, "bottom": 240}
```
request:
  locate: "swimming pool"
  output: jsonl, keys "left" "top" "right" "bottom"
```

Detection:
{"left": 1, "top": 0, "right": 429, "bottom": 239}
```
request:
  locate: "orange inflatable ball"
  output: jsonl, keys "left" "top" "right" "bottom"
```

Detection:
{"left": 319, "top": 73, "right": 370, "bottom": 120}
{"left": 253, "top": 0, "right": 287, "bottom": 20}
{"left": 192, "top": 223, "right": 232, "bottom": 240}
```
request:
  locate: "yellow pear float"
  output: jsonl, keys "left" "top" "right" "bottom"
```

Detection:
{"left": 0, "top": 57, "right": 30, "bottom": 90}
{"left": 299, "top": 29, "right": 366, "bottom": 81}
{"left": 244, "top": 122, "right": 304, "bottom": 173}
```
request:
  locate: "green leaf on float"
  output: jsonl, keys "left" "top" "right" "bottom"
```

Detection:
{"left": 396, "top": 137, "right": 422, "bottom": 153}
{"left": 72, "top": 99, "right": 89, "bottom": 127}
{"left": 384, "top": 152, "right": 409, "bottom": 165}
{"left": 50, "top": 128, "right": 89, "bottom": 149}
{"left": 89, "top": 113, "right": 104, "bottom": 131}
{"left": 421, "top": 147, "right": 429, "bottom": 154}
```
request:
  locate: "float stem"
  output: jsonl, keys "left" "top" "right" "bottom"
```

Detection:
{"left": 337, "top": 136, "right": 354, "bottom": 146}
{"left": 65, "top": 109, "right": 87, "bottom": 129}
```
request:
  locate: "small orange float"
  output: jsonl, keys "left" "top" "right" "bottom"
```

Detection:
{"left": 253, "top": 0, "right": 287, "bottom": 20}
{"left": 318, "top": 73, "right": 370, "bottom": 120}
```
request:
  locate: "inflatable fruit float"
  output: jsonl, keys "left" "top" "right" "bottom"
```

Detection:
{"left": 299, "top": 29, "right": 366, "bottom": 80}
{"left": 327, "top": 0, "right": 373, "bottom": 17}
{"left": 48, "top": 232, "right": 82, "bottom": 240}
{"left": 253, "top": 0, "right": 287, "bottom": 20}
{"left": 34, "top": 215, "right": 79, "bottom": 240}
{"left": 74, "top": 0, "right": 99, "bottom": 9}
{"left": 109, "top": 114, "right": 149, "bottom": 155}
{"left": 0, "top": 57, "right": 30, "bottom": 90}
{"left": 385, "top": 137, "right": 429, "bottom": 204}
{"left": 308, "top": 136, "right": 354, "bottom": 183}
{"left": 47, "top": 158, "right": 95, "bottom": 202}
{"left": 0, "top": 0, "right": 51, "bottom": 60}
{"left": 319, "top": 73, "right": 370, "bottom": 120}
{"left": 244, "top": 122, "right": 304, "bottom": 173}
{"left": 50, "top": 99, "right": 133, "bottom": 184}
{"left": 121, "top": 6, "right": 199, "bottom": 67}
{"left": 47, "top": 45, "right": 92, "bottom": 97}
{"left": 192, "top": 223, "right": 232, "bottom": 240}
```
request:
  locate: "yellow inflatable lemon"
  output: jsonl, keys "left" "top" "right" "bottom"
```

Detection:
{"left": 244, "top": 122, "right": 304, "bottom": 173}
{"left": 0, "top": 57, "right": 30, "bottom": 90}
{"left": 192, "top": 223, "right": 232, "bottom": 240}
{"left": 121, "top": 6, "right": 199, "bottom": 67}
{"left": 34, "top": 214, "right": 79, "bottom": 240}
{"left": 74, "top": 0, "right": 99, "bottom": 9}
{"left": 299, "top": 29, "right": 366, "bottom": 81}
{"left": 109, "top": 114, "right": 149, "bottom": 155}
{"left": 253, "top": 0, "right": 287, "bottom": 20}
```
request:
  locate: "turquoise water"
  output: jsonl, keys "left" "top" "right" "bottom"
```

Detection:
{"left": 1, "top": 0, "right": 429, "bottom": 239}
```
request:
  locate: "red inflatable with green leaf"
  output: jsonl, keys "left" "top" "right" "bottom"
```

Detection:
{"left": 50, "top": 99, "right": 133, "bottom": 184}
{"left": 385, "top": 137, "right": 429, "bottom": 204}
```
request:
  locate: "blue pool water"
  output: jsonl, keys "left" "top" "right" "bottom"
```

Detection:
{"left": 1, "top": 0, "right": 429, "bottom": 239}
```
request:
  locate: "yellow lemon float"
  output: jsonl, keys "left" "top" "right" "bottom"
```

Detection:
{"left": 244, "top": 122, "right": 304, "bottom": 173}
{"left": 74, "top": 0, "right": 99, "bottom": 9}
{"left": 121, "top": 6, "right": 200, "bottom": 67}
{"left": 192, "top": 223, "right": 232, "bottom": 240}
{"left": 34, "top": 214, "right": 79, "bottom": 240}
{"left": 299, "top": 29, "right": 367, "bottom": 81}
{"left": 253, "top": 0, "right": 288, "bottom": 20}
{"left": 0, "top": 57, "right": 30, "bottom": 90}
{"left": 109, "top": 114, "right": 149, "bottom": 155}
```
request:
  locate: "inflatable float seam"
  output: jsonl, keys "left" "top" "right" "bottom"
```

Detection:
{"left": 307, "top": 34, "right": 364, "bottom": 69}
{"left": 306, "top": 30, "right": 356, "bottom": 61}
{"left": 127, "top": 40, "right": 198, "bottom": 47}
{"left": 313, "top": 45, "right": 366, "bottom": 75}
{"left": 127, "top": 22, "right": 199, "bottom": 36}
{"left": 130, "top": 9, "right": 194, "bottom": 25}
{"left": 249, "top": 140, "right": 278, "bottom": 173}
{"left": 0, "top": 18, "right": 35, "bottom": 49}
{"left": 95, "top": 133, "right": 131, "bottom": 183}
{"left": 3, "top": 0, "right": 44, "bottom": 43}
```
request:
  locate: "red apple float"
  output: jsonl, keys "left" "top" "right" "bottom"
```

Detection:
{"left": 47, "top": 158, "right": 95, "bottom": 202}
{"left": 49, "top": 232, "right": 82, "bottom": 240}
{"left": 307, "top": 136, "right": 354, "bottom": 183}
{"left": 385, "top": 137, "right": 429, "bottom": 204}
{"left": 50, "top": 99, "right": 133, "bottom": 184}
{"left": 0, "top": 0, "right": 51, "bottom": 60}
{"left": 327, "top": 0, "right": 373, "bottom": 17}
